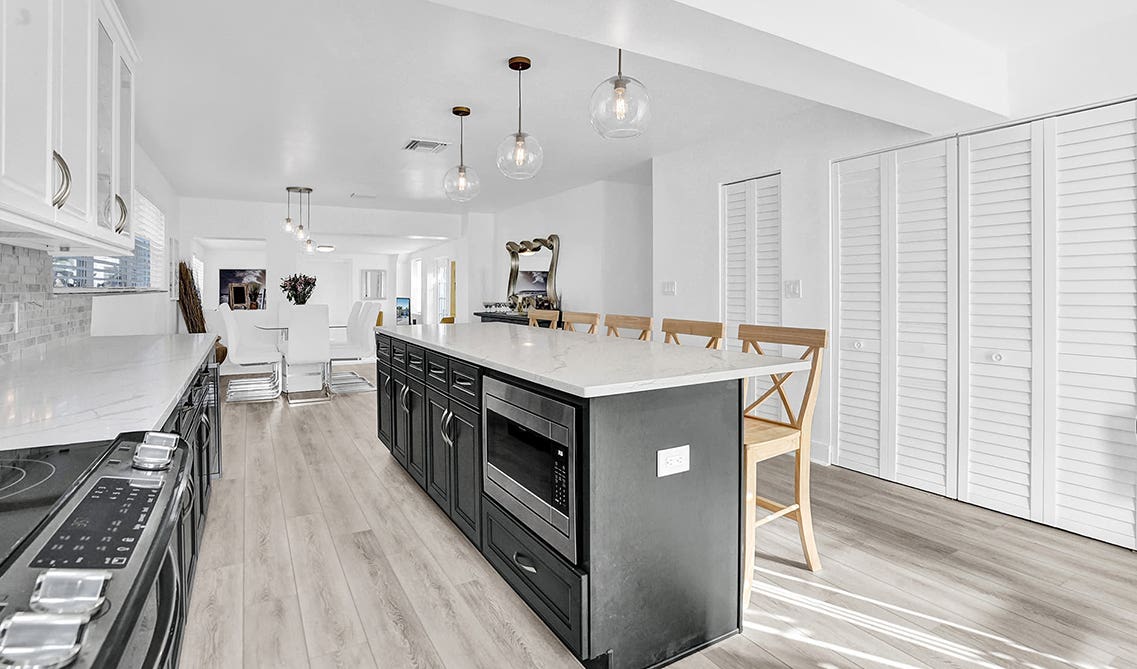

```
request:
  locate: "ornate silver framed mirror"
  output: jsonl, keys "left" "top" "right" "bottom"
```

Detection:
{"left": 506, "top": 234, "right": 560, "bottom": 310}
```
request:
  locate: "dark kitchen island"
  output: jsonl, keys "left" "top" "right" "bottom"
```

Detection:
{"left": 374, "top": 322, "right": 808, "bottom": 669}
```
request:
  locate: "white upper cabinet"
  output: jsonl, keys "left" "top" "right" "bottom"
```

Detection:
{"left": 0, "top": 0, "right": 54, "bottom": 226}
{"left": 0, "top": 0, "right": 136, "bottom": 254}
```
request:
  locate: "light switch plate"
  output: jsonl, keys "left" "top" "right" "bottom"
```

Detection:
{"left": 783, "top": 279, "right": 802, "bottom": 299}
{"left": 661, "top": 280, "right": 678, "bottom": 296}
{"left": 657, "top": 444, "right": 690, "bottom": 477}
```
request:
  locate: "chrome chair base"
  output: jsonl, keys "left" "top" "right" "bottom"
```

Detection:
{"left": 329, "top": 368, "right": 375, "bottom": 394}
{"left": 225, "top": 364, "right": 282, "bottom": 403}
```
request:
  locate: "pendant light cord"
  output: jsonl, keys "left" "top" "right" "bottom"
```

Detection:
{"left": 459, "top": 116, "right": 465, "bottom": 166}
{"left": 618, "top": 48, "right": 623, "bottom": 77}
{"left": 517, "top": 69, "right": 523, "bottom": 135}
{"left": 286, "top": 188, "right": 291, "bottom": 219}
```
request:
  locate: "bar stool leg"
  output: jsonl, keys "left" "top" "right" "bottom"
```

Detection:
{"left": 795, "top": 447, "right": 822, "bottom": 571}
{"left": 742, "top": 450, "right": 758, "bottom": 608}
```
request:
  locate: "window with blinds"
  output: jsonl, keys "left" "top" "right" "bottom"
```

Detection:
{"left": 52, "top": 190, "right": 166, "bottom": 290}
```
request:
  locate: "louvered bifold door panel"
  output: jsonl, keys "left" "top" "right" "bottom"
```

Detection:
{"left": 722, "top": 175, "right": 782, "bottom": 418}
{"left": 960, "top": 122, "right": 1043, "bottom": 520}
{"left": 836, "top": 155, "right": 887, "bottom": 477}
{"left": 1051, "top": 102, "right": 1137, "bottom": 548}
{"left": 894, "top": 140, "right": 958, "bottom": 496}
{"left": 722, "top": 180, "right": 753, "bottom": 353}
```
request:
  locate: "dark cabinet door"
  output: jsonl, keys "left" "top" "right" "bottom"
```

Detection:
{"left": 425, "top": 387, "right": 451, "bottom": 513}
{"left": 377, "top": 363, "right": 395, "bottom": 450}
{"left": 449, "top": 400, "right": 481, "bottom": 545}
{"left": 405, "top": 376, "right": 428, "bottom": 489}
{"left": 392, "top": 372, "right": 409, "bottom": 468}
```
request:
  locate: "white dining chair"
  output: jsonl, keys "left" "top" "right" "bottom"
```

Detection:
{"left": 280, "top": 304, "right": 332, "bottom": 403}
{"left": 330, "top": 300, "right": 381, "bottom": 393}
{"left": 219, "top": 303, "right": 283, "bottom": 402}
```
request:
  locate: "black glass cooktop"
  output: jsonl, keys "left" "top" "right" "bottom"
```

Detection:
{"left": 0, "top": 441, "right": 112, "bottom": 571}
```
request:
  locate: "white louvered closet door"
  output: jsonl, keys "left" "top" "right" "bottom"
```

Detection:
{"left": 721, "top": 174, "right": 782, "bottom": 418}
{"left": 835, "top": 155, "right": 888, "bottom": 477}
{"left": 893, "top": 141, "right": 958, "bottom": 497}
{"left": 1050, "top": 102, "right": 1137, "bottom": 548}
{"left": 960, "top": 122, "right": 1044, "bottom": 520}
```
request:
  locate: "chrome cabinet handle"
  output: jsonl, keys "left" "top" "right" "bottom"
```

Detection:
{"left": 440, "top": 410, "right": 453, "bottom": 447}
{"left": 400, "top": 386, "right": 410, "bottom": 412}
{"left": 446, "top": 411, "right": 457, "bottom": 445}
{"left": 453, "top": 376, "right": 473, "bottom": 388}
{"left": 52, "top": 151, "right": 72, "bottom": 208}
{"left": 429, "top": 363, "right": 445, "bottom": 376}
{"left": 382, "top": 376, "right": 392, "bottom": 393}
{"left": 512, "top": 552, "right": 538, "bottom": 575}
{"left": 114, "top": 194, "right": 128, "bottom": 234}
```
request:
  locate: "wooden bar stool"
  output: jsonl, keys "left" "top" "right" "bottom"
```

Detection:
{"left": 440, "top": 316, "right": 455, "bottom": 324}
{"left": 661, "top": 318, "right": 725, "bottom": 349}
{"left": 527, "top": 309, "right": 560, "bottom": 329}
{"left": 604, "top": 314, "right": 652, "bottom": 341}
{"left": 561, "top": 311, "right": 600, "bottom": 334}
{"left": 738, "top": 325, "right": 827, "bottom": 604}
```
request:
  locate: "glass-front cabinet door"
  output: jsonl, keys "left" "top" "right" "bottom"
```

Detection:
{"left": 95, "top": 22, "right": 114, "bottom": 236}
{"left": 117, "top": 58, "right": 132, "bottom": 237}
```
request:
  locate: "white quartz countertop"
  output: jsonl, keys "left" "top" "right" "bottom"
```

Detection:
{"left": 0, "top": 334, "right": 216, "bottom": 451}
{"left": 376, "top": 323, "right": 811, "bottom": 398}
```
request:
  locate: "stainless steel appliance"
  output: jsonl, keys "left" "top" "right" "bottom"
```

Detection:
{"left": 482, "top": 377, "right": 578, "bottom": 563}
{"left": 0, "top": 432, "right": 196, "bottom": 668}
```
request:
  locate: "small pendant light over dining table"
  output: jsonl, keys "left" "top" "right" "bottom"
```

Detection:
{"left": 443, "top": 106, "right": 481, "bottom": 202}
{"left": 589, "top": 48, "right": 650, "bottom": 139}
{"left": 496, "top": 56, "right": 543, "bottom": 180}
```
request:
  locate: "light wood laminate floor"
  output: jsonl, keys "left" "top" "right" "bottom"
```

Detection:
{"left": 181, "top": 365, "right": 1137, "bottom": 668}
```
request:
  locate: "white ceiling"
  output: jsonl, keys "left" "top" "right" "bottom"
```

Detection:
{"left": 893, "top": 0, "right": 1137, "bottom": 50}
{"left": 119, "top": 0, "right": 815, "bottom": 214}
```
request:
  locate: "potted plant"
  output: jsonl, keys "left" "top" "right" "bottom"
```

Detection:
{"left": 280, "top": 273, "right": 316, "bottom": 305}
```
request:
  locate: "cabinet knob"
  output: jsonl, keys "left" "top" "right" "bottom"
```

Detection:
{"left": 991, "top": 352, "right": 1004, "bottom": 363}
{"left": 853, "top": 340, "right": 864, "bottom": 350}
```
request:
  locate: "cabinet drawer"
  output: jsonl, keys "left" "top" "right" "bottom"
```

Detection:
{"left": 406, "top": 345, "right": 427, "bottom": 379}
{"left": 425, "top": 350, "right": 449, "bottom": 391}
{"left": 448, "top": 359, "right": 481, "bottom": 408}
{"left": 376, "top": 334, "right": 391, "bottom": 362}
{"left": 482, "top": 499, "right": 587, "bottom": 657}
{"left": 390, "top": 339, "right": 407, "bottom": 370}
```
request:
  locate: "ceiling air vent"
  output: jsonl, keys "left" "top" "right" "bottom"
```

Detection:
{"left": 402, "top": 138, "right": 450, "bottom": 154}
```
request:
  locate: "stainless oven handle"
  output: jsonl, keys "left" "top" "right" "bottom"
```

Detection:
{"left": 145, "top": 544, "right": 182, "bottom": 669}
{"left": 484, "top": 394, "right": 567, "bottom": 443}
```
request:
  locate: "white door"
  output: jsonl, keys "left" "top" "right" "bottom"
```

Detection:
{"left": 52, "top": 0, "right": 94, "bottom": 229}
{"left": 0, "top": 0, "right": 55, "bottom": 222}
{"left": 1049, "top": 102, "right": 1137, "bottom": 548}
{"left": 834, "top": 155, "right": 888, "bottom": 477}
{"left": 893, "top": 140, "right": 959, "bottom": 497}
{"left": 959, "top": 121, "right": 1044, "bottom": 520}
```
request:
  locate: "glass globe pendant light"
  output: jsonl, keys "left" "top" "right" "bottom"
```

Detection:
{"left": 589, "top": 48, "right": 650, "bottom": 139}
{"left": 496, "top": 56, "right": 543, "bottom": 180}
{"left": 443, "top": 106, "right": 481, "bottom": 202}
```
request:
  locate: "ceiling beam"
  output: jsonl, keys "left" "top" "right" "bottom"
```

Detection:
{"left": 426, "top": 0, "right": 1010, "bottom": 133}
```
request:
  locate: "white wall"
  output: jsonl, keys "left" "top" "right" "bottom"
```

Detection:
{"left": 178, "top": 197, "right": 457, "bottom": 325}
{"left": 399, "top": 212, "right": 495, "bottom": 324}
{"left": 1009, "top": 16, "right": 1137, "bottom": 119}
{"left": 652, "top": 104, "right": 923, "bottom": 463}
{"left": 492, "top": 180, "right": 653, "bottom": 316}
{"left": 90, "top": 145, "right": 182, "bottom": 336}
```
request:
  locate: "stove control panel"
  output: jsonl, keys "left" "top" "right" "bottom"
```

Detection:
{"left": 30, "top": 478, "right": 159, "bottom": 570}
